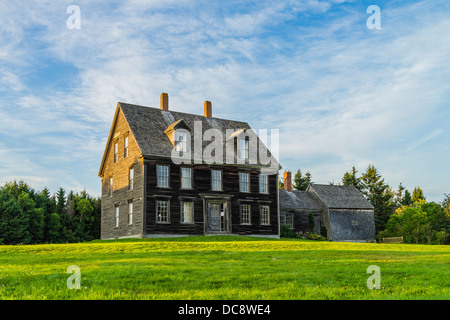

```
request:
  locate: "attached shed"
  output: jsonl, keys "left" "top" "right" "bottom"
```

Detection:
{"left": 279, "top": 172, "right": 376, "bottom": 242}
{"left": 307, "top": 184, "right": 376, "bottom": 242}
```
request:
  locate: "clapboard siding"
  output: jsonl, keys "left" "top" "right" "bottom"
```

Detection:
{"left": 144, "top": 159, "right": 278, "bottom": 236}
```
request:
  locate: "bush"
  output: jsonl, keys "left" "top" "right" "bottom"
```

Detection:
{"left": 280, "top": 224, "right": 295, "bottom": 238}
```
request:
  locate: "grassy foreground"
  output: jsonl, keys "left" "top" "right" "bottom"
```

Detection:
{"left": 0, "top": 236, "right": 448, "bottom": 300}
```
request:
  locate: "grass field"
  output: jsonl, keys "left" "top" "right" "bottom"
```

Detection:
{"left": 0, "top": 236, "right": 448, "bottom": 300}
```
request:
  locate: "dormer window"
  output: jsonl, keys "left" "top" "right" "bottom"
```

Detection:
{"left": 164, "top": 119, "right": 191, "bottom": 154}
{"left": 239, "top": 137, "right": 249, "bottom": 161}
{"left": 175, "top": 131, "right": 188, "bottom": 153}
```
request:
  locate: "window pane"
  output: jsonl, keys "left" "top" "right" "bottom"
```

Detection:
{"left": 260, "top": 205, "right": 269, "bottom": 225}
{"left": 109, "top": 178, "right": 113, "bottom": 197}
{"left": 128, "top": 201, "right": 133, "bottom": 225}
{"left": 175, "top": 131, "right": 187, "bottom": 152}
{"left": 115, "top": 205, "right": 119, "bottom": 227}
{"left": 240, "top": 172, "right": 249, "bottom": 192}
{"left": 124, "top": 136, "right": 129, "bottom": 158}
{"left": 211, "top": 170, "right": 222, "bottom": 191}
{"left": 114, "top": 143, "right": 118, "bottom": 163}
{"left": 157, "top": 200, "right": 169, "bottom": 222}
{"left": 259, "top": 174, "right": 268, "bottom": 193}
{"left": 181, "top": 167, "right": 192, "bottom": 189}
{"left": 129, "top": 168, "right": 134, "bottom": 190}
{"left": 182, "top": 201, "right": 193, "bottom": 223}
{"left": 241, "top": 204, "right": 251, "bottom": 224}
{"left": 239, "top": 139, "right": 249, "bottom": 160}
{"left": 157, "top": 165, "right": 169, "bottom": 187}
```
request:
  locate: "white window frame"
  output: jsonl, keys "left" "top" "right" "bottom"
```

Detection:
{"left": 128, "top": 200, "right": 133, "bottom": 225}
{"left": 239, "top": 172, "right": 250, "bottom": 193}
{"left": 156, "top": 200, "right": 170, "bottom": 223}
{"left": 114, "top": 142, "right": 119, "bottom": 163}
{"left": 260, "top": 205, "right": 270, "bottom": 225}
{"left": 181, "top": 167, "right": 192, "bottom": 189}
{"left": 259, "top": 174, "right": 268, "bottom": 193}
{"left": 157, "top": 164, "right": 169, "bottom": 188}
{"left": 211, "top": 169, "right": 222, "bottom": 191}
{"left": 124, "top": 136, "right": 129, "bottom": 158}
{"left": 239, "top": 138, "right": 249, "bottom": 161}
{"left": 129, "top": 167, "right": 134, "bottom": 190}
{"left": 181, "top": 201, "right": 194, "bottom": 224}
{"left": 114, "top": 204, "right": 119, "bottom": 228}
{"left": 174, "top": 131, "right": 188, "bottom": 153}
{"left": 240, "top": 203, "right": 251, "bottom": 225}
{"left": 109, "top": 177, "right": 113, "bottom": 197}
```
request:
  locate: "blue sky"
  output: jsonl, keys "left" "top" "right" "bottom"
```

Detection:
{"left": 0, "top": 0, "right": 449, "bottom": 202}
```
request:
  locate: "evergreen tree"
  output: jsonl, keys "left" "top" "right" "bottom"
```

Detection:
{"left": 342, "top": 167, "right": 365, "bottom": 192}
{"left": 361, "top": 165, "right": 395, "bottom": 233}
{"left": 412, "top": 187, "right": 426, "bottom": 203}
{"left": 0, "top": 189, "right": 30, "bottom": 244}
{"left": 293, "top": 169, "right": 313, "bottom": 191}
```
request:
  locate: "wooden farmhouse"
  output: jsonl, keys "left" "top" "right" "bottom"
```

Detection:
{"left": 98, "top": 93, "right": 280, "bottom": 239}
{"left": 280, "top": 172, "right": 376, "bottom": 242}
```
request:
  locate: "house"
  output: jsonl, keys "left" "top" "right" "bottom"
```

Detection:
{"left": 98, "top": 93, "right": 280, "bottom": 239}
{"left": 280, "top": 172, "right": 376, "bottom": 242}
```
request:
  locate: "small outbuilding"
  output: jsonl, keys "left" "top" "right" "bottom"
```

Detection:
{"left": 280, "top": 172, "right": 376, "bottom": 242}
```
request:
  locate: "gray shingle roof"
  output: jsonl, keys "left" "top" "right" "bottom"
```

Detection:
{"left": 118, "top": 102, "right": 279, "bottom": 169}
{"left": 308, "top": 184, "right": 374, "bottom": 209}
{"left": 279, "top": 189, "right": 322, "bottom": 211}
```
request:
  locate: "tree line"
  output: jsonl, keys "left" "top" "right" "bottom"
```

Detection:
{"left": 280, "top": 165, "right": 450, "bottom": 244}
{"left": 0, "top": 180, "right": 100, "bottom": 245}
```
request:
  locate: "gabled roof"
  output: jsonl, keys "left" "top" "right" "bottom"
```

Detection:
{"left": 307, "top": 184, "right": 374, "bottom": 210}
{"left": 99, "top": 102, "right": 280, "bottom": 176}
{"left": 279, "top": 189, "right": 322, "bottom": 211}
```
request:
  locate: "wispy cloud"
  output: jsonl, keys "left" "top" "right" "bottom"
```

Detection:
{"left": 0, "top": 0, "right": 449, "bottom": 200}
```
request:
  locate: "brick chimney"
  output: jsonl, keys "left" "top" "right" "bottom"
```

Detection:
{"left": 160, "top": 93, "right": 168, "bottom": 111}
{"left": 204, "top": 101, "right": 212, "bottom": 118}
{"left": 284, "top": 171, "right": 292, "bottom": 192}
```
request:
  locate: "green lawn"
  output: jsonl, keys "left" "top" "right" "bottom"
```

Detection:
{"left": 0, "top": 236, "right": 448, "bottom": 300}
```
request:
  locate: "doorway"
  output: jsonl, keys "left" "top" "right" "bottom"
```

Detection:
{"left": 206, "top": 200, "right": 229, "bottom": 234}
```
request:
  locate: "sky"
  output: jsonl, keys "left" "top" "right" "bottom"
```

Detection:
{"left": 0, "top": 0, "right": 449, "bottom": 202}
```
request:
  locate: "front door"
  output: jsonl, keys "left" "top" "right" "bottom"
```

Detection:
{"left": 207, "top": 201, "right": 229, "bottom": 233}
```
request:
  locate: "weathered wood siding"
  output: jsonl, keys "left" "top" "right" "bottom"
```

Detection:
{"left": 144, "top": 159, "right": 279, "bottom": 236}
{"left": 100, "top": 108, "right": 144, "bottom": 239}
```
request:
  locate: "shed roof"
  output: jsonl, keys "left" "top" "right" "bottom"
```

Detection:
{"left": 279, "top": 189, "right": 322, "bottom": 211}
{"left": 308, "top": 184, "right": 374, "bottom": 210}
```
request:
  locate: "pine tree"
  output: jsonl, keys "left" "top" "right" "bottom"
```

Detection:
{"left": 412, "top": 187, "right": 426, "bottom": 203}
{"left": 293, "top": 169, "right": 313, "bottom": 191}
{"left": 342, "top": 166, "right": 365, "bottom": 192}
{"left": 361, "top": 165, "right": 395, "bottom": 233}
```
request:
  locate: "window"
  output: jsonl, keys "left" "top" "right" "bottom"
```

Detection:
{"left": 109, "top": 177, "right": 113, "bottom": 197}
{"left": 128, "top": 200, "right": 133, "bottom": 225}
{"left": 175, "top": 131, "right": 188, "bottom": 153}
{"left": 240, "top": 204, "right": 251, "bottom": 224}
{"left": 181, "top": 167, "right": 192, "bottom": 189}
{"left": 260, "top": 205, "right": 270, "bottom": 225}
{"left": 181, "top": 201, "right": 193, "bottom": 224}
{"left": 129, "top": 167, "right": 134, "bottom": 190}
{"left": 114, "top": 141, "right": 119, "bottom": 163}
{"left": 156, "top": 200, "right": 169, "bottom": 223}
{"left": 239, "top": 172, "right": 250, "bottom": 192}
{"left": 239, "top": 138, "right": 249, "bottom": 161}
{"left": 114, "top": 204, "right": 119, "bottom": 228}
{"left": 211, "top": 169, "right": 222, "bottom": 191}
{"left": 285, "top": 212, "right": 293, "bottom": 230}
{"left": 259, "top": 174, "right": 268, "bottom": 193}
{"left": 157, "top": 165, "right": 169, "bottom": 187}
{"left": 124, "top": 136, "right": 129, "bottom": 158}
